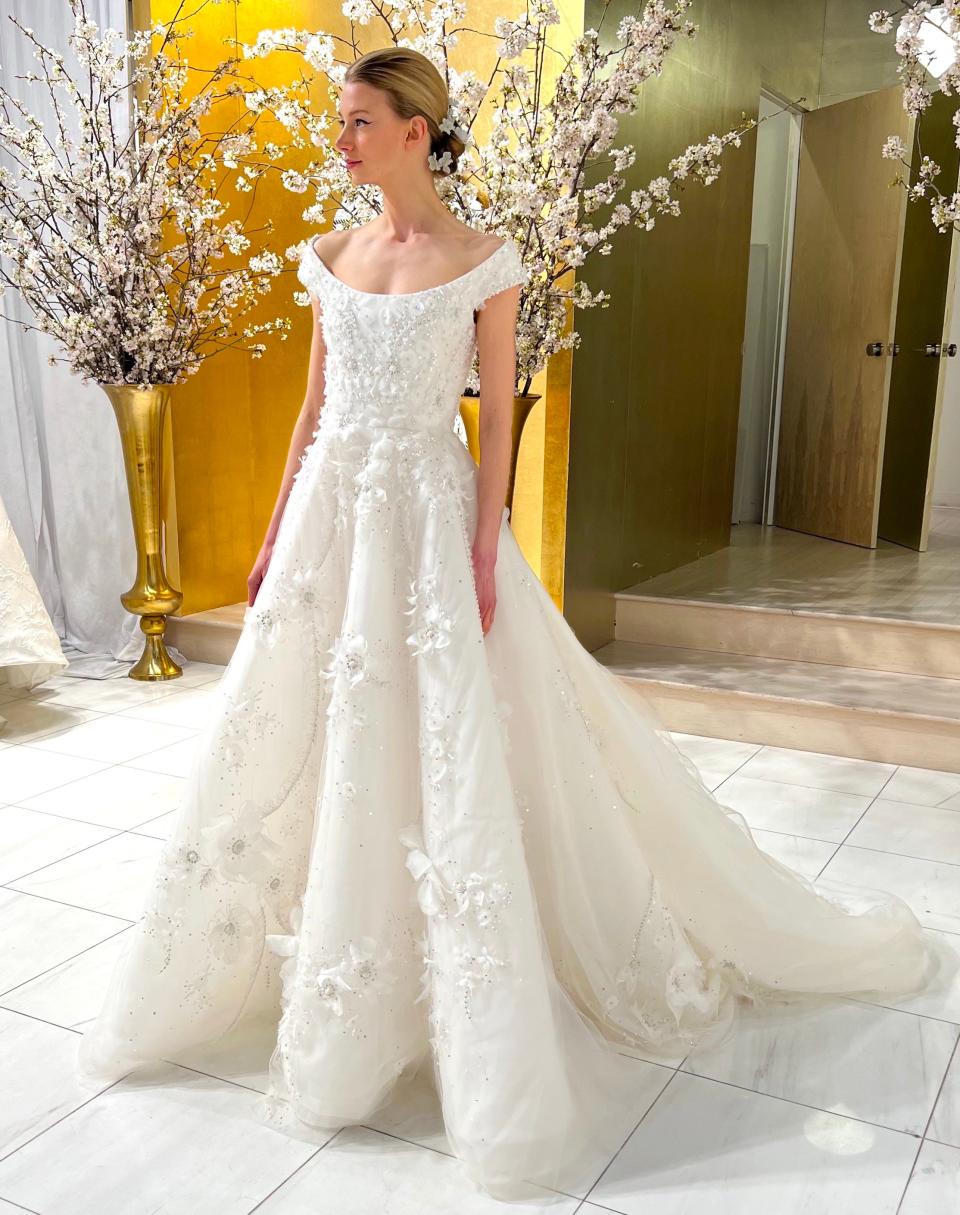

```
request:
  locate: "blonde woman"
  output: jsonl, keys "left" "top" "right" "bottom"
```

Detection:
{"left": 78, "top": 46, "right": 938, "bottom": 1202}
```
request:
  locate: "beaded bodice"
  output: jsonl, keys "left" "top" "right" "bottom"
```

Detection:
{"left": 296, "top": 237, "right": 529, "bottom": 437}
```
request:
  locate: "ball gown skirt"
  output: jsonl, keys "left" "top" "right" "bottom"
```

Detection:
{"left": 75, "top": 237, "right": 940, "bottom": 1203}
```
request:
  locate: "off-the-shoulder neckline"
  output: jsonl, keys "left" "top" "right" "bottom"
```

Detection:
{"left": 307, "top": 236, "right": 511, "bottom": 298}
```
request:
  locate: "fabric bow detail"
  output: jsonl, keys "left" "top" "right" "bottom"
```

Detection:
{"left": 398, "top": 823, "right": 449, "bottom": 917}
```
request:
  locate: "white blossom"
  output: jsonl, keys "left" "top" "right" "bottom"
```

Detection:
{"left": 0, "top": 0, "right": 291, "bottom": 387}
{"left": 870, "top": 1, "right": 960, "bottom": 232}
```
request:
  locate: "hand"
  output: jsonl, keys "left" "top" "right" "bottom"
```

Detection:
{"left": 471, "top": 541, "right": 497, "bottom": 635}
{"left": 247, "top": 539, "right": 275, "bottom": 607}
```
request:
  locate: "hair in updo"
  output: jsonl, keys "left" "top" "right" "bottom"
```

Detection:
{"left": 344, "top": 47, "right": 466, "bottom": 177}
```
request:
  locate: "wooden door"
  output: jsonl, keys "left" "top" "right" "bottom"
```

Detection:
{"left": 878, "top": 90, "right": 960, "bottom": 550}
{"left": 774, "top": 86, "right": 910, "bottom": 546}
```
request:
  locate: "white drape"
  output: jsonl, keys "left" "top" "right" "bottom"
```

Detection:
{"left": 0, "top": 0, "right": 181, "bottom": 676}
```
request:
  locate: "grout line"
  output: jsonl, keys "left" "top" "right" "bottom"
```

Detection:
{"left": 0, "top": 923, "right": 132, "bottom": 1002}
{"left": 1, "top": 826, "right": 157, "bottom": 890}
{"left": 0, "top": 884, "right": 136, "bottom": 925}
{"left": 579, "top": 1069, "right": 681, "bottom": 1207}
{"left": 0, "top": 1071, "right": 127, "bottom": 1168}
{"left": 812, "top": 767, "right": 899, "bottom": 882}
{"left": 243, "top": 1137, "right": 338, "bottom": 1214}
{"left": 0, "top": 1005, "right": 83, "bottom": 1036}
{"left": 675, "top": 1062, "right": 934, "bottom": 1142}
{"left": 0, "top": 1196, "right": 43, "bottom": 1214}
{"left": 895, "top": 1030, "right": 960, "bottom": 1214}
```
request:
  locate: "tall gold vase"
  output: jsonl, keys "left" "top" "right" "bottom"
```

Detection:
{"left": 458, "top": 392, "right": 541, "bottom": 517}
{"left": 102, "top": 384, "right": 183, "bottom": 681}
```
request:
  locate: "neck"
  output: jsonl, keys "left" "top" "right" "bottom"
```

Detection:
{"left": 376, "top": 174, "right": 455, "bottom": 240}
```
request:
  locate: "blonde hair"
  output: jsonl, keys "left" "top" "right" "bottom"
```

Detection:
{"left": 344, "top": 47, "right": 466, "bottom": 177}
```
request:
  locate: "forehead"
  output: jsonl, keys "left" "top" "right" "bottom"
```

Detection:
{"left": 337, "top": 82, "right": 385, "bottom": 115}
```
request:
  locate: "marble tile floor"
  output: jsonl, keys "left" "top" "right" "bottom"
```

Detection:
{"left": 0, "top": 665, "right": 959, "bottom": 1213}
{"left": 619, "top": 506, "right": 960, "bottom": 627}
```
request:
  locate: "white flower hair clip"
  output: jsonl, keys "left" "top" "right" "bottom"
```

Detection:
{"left": 428, "top": 108, "right": 471, "bottom": 175}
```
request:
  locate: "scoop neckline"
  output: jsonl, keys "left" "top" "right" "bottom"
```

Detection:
{"left": 308, "top": 237, "right": 509, "bottom": 298}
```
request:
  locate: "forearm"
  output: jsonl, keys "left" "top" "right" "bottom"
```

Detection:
{"left": 474, "top": 413, "right": 512, "bottom": 554}
{"left": 263, "top": 403, "right": 321, "bottom": 547}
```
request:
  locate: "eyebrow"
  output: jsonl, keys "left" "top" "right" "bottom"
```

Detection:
{"left": 337, "top": 109, "right": 370, "bottom": 116}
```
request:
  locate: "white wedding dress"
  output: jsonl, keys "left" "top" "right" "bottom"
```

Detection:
{"left": 0, "top": 491, "right": 67, "bottom": 720}
{"left": 77, "top": 237, "right": 938, "bottom": 1202}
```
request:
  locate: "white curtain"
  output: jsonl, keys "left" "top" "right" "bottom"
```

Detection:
{"left": 0, "top": 0, "right": 181, "bottom": 677}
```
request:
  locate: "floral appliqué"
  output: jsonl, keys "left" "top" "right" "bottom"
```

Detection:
{"left": 405, "top": 571, "right": 456, "bottom": 657}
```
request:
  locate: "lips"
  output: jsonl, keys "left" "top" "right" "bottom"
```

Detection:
{"left": 345, "top": 160, "right": 361, "bottom": 168}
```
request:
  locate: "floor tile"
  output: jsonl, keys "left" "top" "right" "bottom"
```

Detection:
{"left": 679, "top": 998, "right": 957, "bottom": 1136}
{"left": 1, "top": 929, "right": 132, "bottom": 1031}
{"left": 118, "top": 685, "right": 221, "bottom": 730}
{"left": 0, "top": 806, "right": 117, "bottom": 884}
{"left": 17, "top": 765, "right": 185, "bottom": 832}
{"left": 0, "top": 747, "right": 109, "bottom": 805}
{"left": 819, "top": 846, "right": 960, "bottom": 935}
{"left": 0, "top": 890, "right": 128, "bottom": 994}
{"left": 714, "top": 774, "right": 871, "bottom": 843}
{"left": 124, "top": 736, "right": 202, "bottom": 778}
{"left": 8, "top": 832, "right": 164, "bottom": 920}
{"left": 736, "top": 746, "right": 896, "bottom": 797}
{"left": 899, "top": 1139, "right": 960, "bottom": 1214}
{"left": 882, "top": 766, "right": 960, "bottom": 809}
{"left": 0, "top": 1008, "right": 113, "bottom": 1159}
{"left": 667, "top": 734, "right": 762, "bottom": 789}
{"left": 748, "top": 829, "right": 837, "bottom": 878}
{"left": 21, "top": 677, "right": 186, "bottom": 715}
{"left": 0, "top": 1063, "right": 318, "bottom": 1215}
{"left": 130, "top": 809, "right": 178, "bottom": 840}
{"left": 845, "top": 799, "right": 960, "bottom": 866}
{"left": 0, "top": 698, "right": 99, "bottom": 745}
{"left": 588, "top": 1070, "right": 919, "bottom": 1215}
{"left": 25, "top": 715, "right": 194, "bottom": 764}
{"left": 252, "top": 1124, "right": 578, "bottom": 1213}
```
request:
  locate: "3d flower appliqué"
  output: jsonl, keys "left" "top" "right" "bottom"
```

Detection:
{"left": 208, "top": 903, "right": 262, "bottom": 963}
{"left": 323, "top": 630, "right": 370, "bottom": 687}
{"left": 405, "top": 572, "right": 455, "bottom": 657}
{"left": 201, "top": 798, "right": 281, "bottom": 883}
{"left": 313, "top": 937, "right": 400, "bottom": 1034}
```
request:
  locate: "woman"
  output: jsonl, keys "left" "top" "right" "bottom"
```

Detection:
{"left": 77, "top": 46, "right": 938, "bottom": 1203}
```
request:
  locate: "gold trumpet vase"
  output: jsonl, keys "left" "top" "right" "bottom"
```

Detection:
{"left": 102, "top": 384, "right": 183, "bottom": 681}
{"left": 458, "top": 392, "right": 541, "bottom": 517}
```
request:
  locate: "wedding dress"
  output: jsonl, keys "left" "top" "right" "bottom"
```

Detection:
{"left": 0, "top": 490, "right": 67, "bottom": 721}
{"left": 76, "top": 237, "right": 938, "bottom": 1202}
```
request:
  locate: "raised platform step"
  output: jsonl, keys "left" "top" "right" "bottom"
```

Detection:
{"left": 613, "top": 593, "right": 960, "bottom": 680}
{"left": 591, "top": 639, "right": 960, "bottom": 774}
{"left": 167, "top": 603, "right": 245, "bottom": 667}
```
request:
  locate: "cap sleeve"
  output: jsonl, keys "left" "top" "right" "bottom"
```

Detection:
{"left": 473, "top": 241, "right": 529, "bottom": 312}
{"left": 297, "top": 239, "right": 324, "bottom": 301}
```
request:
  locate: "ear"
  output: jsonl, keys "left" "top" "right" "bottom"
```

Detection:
{"left": 406, "top": 114, "right": 430, "bottom": 152}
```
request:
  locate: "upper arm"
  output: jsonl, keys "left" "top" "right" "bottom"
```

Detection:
{"left": 474, "top": 281, "right": 521, "bottom": 429}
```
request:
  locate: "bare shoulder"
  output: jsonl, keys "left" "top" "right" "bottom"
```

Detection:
{"left": 449, "top": 222, "right": 506, "bottom": 261}
{"left": 310, "top": 229, "right": 354, "bottom": 261}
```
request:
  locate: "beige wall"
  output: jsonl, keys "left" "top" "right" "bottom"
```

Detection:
{"left": 563, "top": 0, "right": 900, "bottom": 647}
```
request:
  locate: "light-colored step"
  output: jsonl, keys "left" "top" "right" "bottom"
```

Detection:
{"left": 166, "top": 603, "right": 245, "bottom": 666}
{"left": 592, "top": 639, "right": 960, "bottom": 773}
{"left": 614, "top": 594, "right": 960, "bottom": 680}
